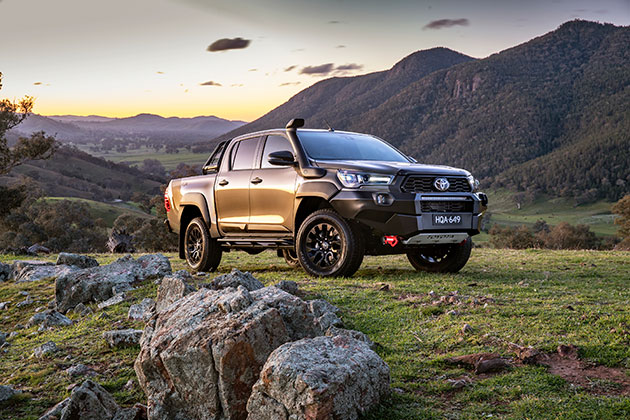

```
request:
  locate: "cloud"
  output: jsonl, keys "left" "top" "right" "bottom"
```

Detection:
{"left": 207, "top": 37, "right": 251, "bottom": 52}
{"left": 284, "top": 65, "right": 297, "bottom": 72}
{"left": 336, "top": 63, "right": 363, "bottom": 71}
{"left": 156, "top": 71, "right": 165, "bottom": 74}
{"left": 279, "top": 82, "right": 301, "bottom": 86}
{"left": 423, "top": 18, "right": 469, "bottom": 30}
{"left": 33, "top": 82, "right": 43, "bottom": 85}
{"left": 248, "top": 68, "right": 258, "bottom": 72}
{"left": 300, "top": 63, "right": 335, "bottom": 75}
{"left": 328, "top": 20, "right": 341, "bottom": 24}
{"left": 199, "top": 80, "right": 222, "bottom": 86}
{"left": 231, "top": 83, "right": 244, "bottom": 87}
{"left": 335, "top": 45, "right": 346, "bottom": 49}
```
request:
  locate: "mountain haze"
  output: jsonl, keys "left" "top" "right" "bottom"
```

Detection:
{"left": 216, "top": 21, "right": 629, "bottom": 201}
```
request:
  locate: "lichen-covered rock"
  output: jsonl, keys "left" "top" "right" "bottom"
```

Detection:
{"left": 274, "top": 280, "right": 298, "bottom": 295}
{"left": 308, "top": 299, "right": 343, "bottom": 332}
{"left": 38, "top": 397, "right": 69, "bottom": 420}
{"left": 247, "top": 335, "right": 390, "bottom": 420}
{"left": 27, "top": 244, "right": 51, "bottom": 255}
{"left": 112, "top": 404, "right": 148, "bottom": 420}
{"left": 325, "top": 326, "right": 375, "bottom": 349}
{"left": 65, "top": 364, "right": 96, "bottom": 377}
{"left": 59, "top": 380, "right": 119, "bottom": 420}
{"left": 55, "top": 255, "right": 170, "bottom": 313}
{"left": 27, "top": 310, "right": 73, "bottom": 328}
{"left": 33, "top": 341, "right": 58, "bottom": 358}
{"left": 56, "top": 252, "right": 99, "bottom": 269}
{"left": 155, "top": 270, "right": 196, "bottom": 313}
{"left": 128, "top": 298, "right": 155, "bottom": 321}
{"left": 97, "top": 293, "right": 126, "bottom": 309}
{"left": 0, "top": 384, "right": 18, "bottom": 402}
{"left": 103, "top": 329, "right": 143, "bottom": 348}
{"left": 206, "top": 268, "right": 264, "bottom": 292}
{"left": 13, "top": 261, "right": 78, "bottom": 283}
{"left": 135, "top": 285, "right": 319, "bottom": 420}
{"left": 0, "top": 263, "right": 12, "bottom": 282}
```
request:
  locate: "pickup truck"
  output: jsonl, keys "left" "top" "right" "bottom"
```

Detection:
{"left": 164, "top": 118, "right": 487, "bottom": 277}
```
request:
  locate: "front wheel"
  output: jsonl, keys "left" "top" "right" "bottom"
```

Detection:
{"left": 406, "top": 236, "right": 472, "bottom": 273}
{"left": 184, "top": 217, "right": 222, "bottom": 272}
{"left": 296, "top": 209, "right": 364, "bottom": 277}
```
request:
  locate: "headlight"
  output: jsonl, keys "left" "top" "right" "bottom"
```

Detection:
{"left": 337, "top": 170, "right": 394, "bottom": 188}
{"left": 467, "top": 175, "right": 480, "bottom": 192}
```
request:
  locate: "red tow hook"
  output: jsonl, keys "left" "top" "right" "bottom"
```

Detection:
{"left": 383, "top": 235, "right": 400, "bottom": 247}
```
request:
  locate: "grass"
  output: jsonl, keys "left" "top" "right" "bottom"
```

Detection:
{"left": 43, "top": 197, "right": 152, "bottom": 226}
{"left": 76, "top": 144, "right": 207, "bottom": 171}
{"left": 1, "top": 249, "right": 629, "bottom": 419}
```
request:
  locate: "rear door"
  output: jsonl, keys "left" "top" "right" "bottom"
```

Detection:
{"left": 248, "top": 134, "right": 298, "bottom": 233}
{"left": 214, "top": 137, "right": 261, "bottom": 234}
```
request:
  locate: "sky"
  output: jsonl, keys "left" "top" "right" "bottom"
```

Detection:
{"left": 0, "top": 0, "right": 628, "bottom": 121}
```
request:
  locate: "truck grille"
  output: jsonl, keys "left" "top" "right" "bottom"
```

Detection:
{"left": 421, "top": 200, "right": 473, "bottom": 213}
{"left": 401, "top": 176, "right": 471, "bottom": 193}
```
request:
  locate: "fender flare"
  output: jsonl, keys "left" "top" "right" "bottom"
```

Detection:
{"left": 180, "top": 192, "right": 219, "bottom": 238}
{"left": 295, "top": 181, "right": 339, "bottom": 200}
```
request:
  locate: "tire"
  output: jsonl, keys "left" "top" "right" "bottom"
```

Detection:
{"left": 282, "top": 248, "right": 301, "bottom": 269}
{"left": 184, "top": 217, "right": 222, "bottom": 272}
{"left": 406, "top": 236, "right": 472, "bottom": 273}
{"left": 296, "top": 209, "right": 364, "bottom": 277}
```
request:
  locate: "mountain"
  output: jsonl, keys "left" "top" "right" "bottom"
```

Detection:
{"left": 215, "top": 20, "right": 629, "bottom": 202}
{"left": 11, "top": 113, "right": 247, "bottom": 145}
{"left": 0, "top": 146, "right": 163, "bottom": 201}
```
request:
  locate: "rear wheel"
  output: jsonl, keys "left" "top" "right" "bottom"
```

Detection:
{"left": 296, "top": 209, "right": 364, "bottom": 277}
{"left": 282, "top": 249, "right": 301, "bottom": 268}
{"left": 406, "top": 236, "right": 472, "bottom": 273}
{"left": 184, "top": 217, "right": 222, "bottom": 272}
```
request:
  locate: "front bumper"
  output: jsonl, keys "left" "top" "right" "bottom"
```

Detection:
{"left": 330, "top": 188, "right": 487, "bottom": 238}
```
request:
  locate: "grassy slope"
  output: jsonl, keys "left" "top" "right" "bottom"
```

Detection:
{"left": 76, "top": 145, "right": 208, "bottom": 171}
{"left": 43, "top": 197, "right": 152, "bottom": 227}
{"left": 1, "top": 249, "right": 629, "bottom": 419}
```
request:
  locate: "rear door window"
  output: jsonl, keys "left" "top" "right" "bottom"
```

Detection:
{"left": 231, "top": 137, "right": 259, "bottom": 170}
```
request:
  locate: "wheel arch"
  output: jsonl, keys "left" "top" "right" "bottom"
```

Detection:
{"left": 178, "top": 205, "right": 204, "bottom": 259}
{"left": 294, "top": 196, "right": 332, "bottom": 235}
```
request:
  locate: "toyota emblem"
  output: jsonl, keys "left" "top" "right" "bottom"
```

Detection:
{"left": 434, "top": 177, "right": 450, "bottom": 191}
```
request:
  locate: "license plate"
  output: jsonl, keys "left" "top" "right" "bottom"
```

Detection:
{"left": 432, "top": 215, "right": 462, "bottom": 225}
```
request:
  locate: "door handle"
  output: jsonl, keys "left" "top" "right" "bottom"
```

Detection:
{"left": 251, "top": 177, "right": 263, "bottom": 184}
{"left": 218, "top": 179, "right": 229, "bottom": 186}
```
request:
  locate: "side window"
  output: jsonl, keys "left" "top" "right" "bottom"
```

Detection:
{"left": 260, "top": 135, "right": 293, "bottom": 169}
{"left": 231, "top": 137, "right": 259, "bottom": 170}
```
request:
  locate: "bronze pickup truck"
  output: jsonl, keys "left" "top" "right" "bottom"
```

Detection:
{"left": 164, "top": 119, "right": 487, "bottom": 277}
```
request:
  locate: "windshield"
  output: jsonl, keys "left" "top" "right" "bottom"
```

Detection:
{"left": 298, "top": 131, "right": 409, "bottom": 162}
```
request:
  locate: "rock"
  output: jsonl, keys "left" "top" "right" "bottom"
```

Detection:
{"left": 206, "top": 268, "right": 264, "bottom": 291}
{"left": 38, "top": 397, "right": 70, "bottom": 420}
{"left": 123, "top": 379, "right": 135, "bottom": 391}
{"left": 128, "top": 298, "right": 155, "bottom": 321}
{"left": 27, "top": 310, "right": 73, "bottom": 328}
{"left": 108, "top": 231, "right": 135, "bottom": 253}
{"left": 55, "top": 254, "right": 170, "bottom": 313}
{"left": 70, "top": 302, "right": 93, "bottom": 317}
{"left": 508, "top": 342, "right": 542, "bottom": 364}
{"left": 59, "top": 380, "right": 119, "bottom": 420}
{"left": 378, "top": 283, "right": 390, "bottom": 291}
{"left": 13, "top": 260, "right": 78, "bottom": 283}
{"left": 0, "top": 384, "right": 18, "bottom": 402}
{"left": 66, "top": 364, "right": 95, "bottom": 377}
{"left": 112, "top": 405, "right": 148, "bottom": 420}
{"left": 135, "top": 285, "right": 320, "bottom": 420}
{"left": 325, "top": 326, "right": 375, "bottom": 349}
{"left": 97, "top": 293, "right": 126, "bottom": 309}
{"left": 155, "top": 270, "right": 196, "bottom": 313}
{"left": 308, "top": 299, "right": 343, "bottom": 332}
{"left": 0, "top": 332, "right": 5, "bottom": 346}
{"left": 103, "top": 329, "right": 143, "bottom": 348}
{"left": 446, "top": 310, "right": 459, "bottom": 316}
{"left": 246, "top": 335, "right": 390, "bottom": 420}
{"left": 0, "top": 263, "right": 12, "bottom": 282}
{"left": 0, "top": 301, "right": 9, "bottom": 310}
{"left": 446, "top": 352, "right": 510, "bottom": 374}
{"left": 475, "top": 358, "right": 510, "bottom": 374}
{"left": 33, "top": 341, "right": 58, "bottom": 358}
{"left": 28, "top": 244, "right": 52, "bottom": 254}
{"left": 274, "top": 280, "right": 298, "bottom": 295}
{"left": 16, "top": 296, "right": 34, "bottom": 308}
{"left": 56, "top": 252, "right": 99, "bottom": 269}
{"left": 461, "top": 323, "right": 473, "bottom": 334}
{"left": 447, "top": 378, "right": 471, "bottom": 389}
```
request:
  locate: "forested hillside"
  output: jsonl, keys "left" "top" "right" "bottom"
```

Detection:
{"left": 216, "top": 21, "right": 629, "bottom": 201}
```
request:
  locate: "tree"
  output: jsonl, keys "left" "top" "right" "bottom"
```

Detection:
{"left": 0, "top": 72, "right": 57, "bottom": 175}
{"left": 612, "top": 195, "right": 630, "bottom": 250}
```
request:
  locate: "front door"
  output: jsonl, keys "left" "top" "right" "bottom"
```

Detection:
{"left": 215, "top": 137, "right": 260, "bottom": 234}
{"left": 249, "top": 135, "right": 298, "bottom": 233}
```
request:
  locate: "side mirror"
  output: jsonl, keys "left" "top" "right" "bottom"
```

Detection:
{"left": 202, "top": 164, "right": 218, "bottom": 175}
{"left": 267, "top": 150, "right": 296, "bottom": 166}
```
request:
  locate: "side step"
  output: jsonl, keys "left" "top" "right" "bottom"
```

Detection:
{"left": 217, "top": 236, "right": 294, "bottom": 249}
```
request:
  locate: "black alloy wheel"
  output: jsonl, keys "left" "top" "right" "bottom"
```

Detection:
{"left": 282, "top": 248, "right": 301, "bottom": 268}
{"left": 296, "top": 209, "right": 364, "bottom": 277}
{"left": 184, "top": 217, "right": 222, "bottom": 272}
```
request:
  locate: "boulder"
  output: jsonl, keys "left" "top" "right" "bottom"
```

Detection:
{"left": 308, "top": 299, "right": 343, "bottom": 332}
{"left": 0, "top": 263, "right": 11, "bottom": 282}
{"left": 128, "top": 298, "right": 155, "bottom": 321}
{"left": 59, "top": 380, "right": 119, "bottom": 420}
{"left": 97, "top": 293, "right": 127, "bottom": 309}
{"left": 33, "top": 341, "right": 58, "bottom": 358}
{"left": 0, "top": 384, "right": 18, "bottom": 402}
{"left": 38, "top": 398, "right": 70, "bottom": 420}
{"left": 155, "top": 270, "right": 196, "bottom": 313}
{"left": 13, "top": 260, "right": 78, "bottom": 283}
{"left": 325, "top": 326, "right": 375, "bottom": 349}
{"left": 27, "top": 310, "right": 73, "bottom": 328}
{"left": 103, "top": 329, "right": 143, "bottom": 348}
{"left": 56, "top": 252, "right": 99, "bottom": 269}
{"left": 55, "top": 254, "right": 171, "bottom": 313}
{"left": 274, "top": 280, "right": 298, "bottom": 295}
{"left": 112, "top": 404, "right": 148, "bottom": 420}
{"left": 65, "top": 364, "right": 96, "bottom": 377}
{"left": 135, "top": 285, "right": 319, "bottom": 420}
{"left": 206, "top": 269, "right": 264, "bottom": 291}
{"left": 28, "top": 244, "right": 52, "bottom": 254}
{"left": 247, "top": 335, "right": 390, "bottom": 420}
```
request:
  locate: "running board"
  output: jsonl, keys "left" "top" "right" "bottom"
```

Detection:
{"left": 217, "top": 237, "right": 294, "bottom": 249}
{"left": 403, "top": 233, "right": 468, "bottom": 245}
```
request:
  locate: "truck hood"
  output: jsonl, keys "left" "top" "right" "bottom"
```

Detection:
{"left": 312, "top": 160, "right": 471, "bottom": 176}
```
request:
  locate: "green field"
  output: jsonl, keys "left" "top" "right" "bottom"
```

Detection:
{"left": 43, "top": 197, "right": 152, "bottom": 226}
{"left": 76, "top": 144, "right": 208, "bottom": 171}
{"left": 1, "top": 249, "right": 629, "bottom": 419}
